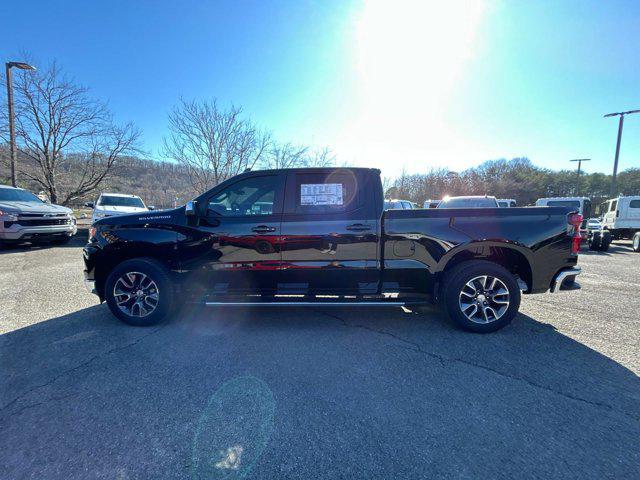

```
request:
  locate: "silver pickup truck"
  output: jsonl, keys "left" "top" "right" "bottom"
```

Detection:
{"left": 0, "top": 185, "right": 77, "bottom": 247}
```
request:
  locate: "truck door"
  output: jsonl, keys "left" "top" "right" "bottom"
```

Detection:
{"left": 603, "top": 199, "right": 618, "bottom": 228}
{"left": 278, "top": 170, "right": 380, "bottom": 295}
{"left": 180, "top": 172, "right": 285, "bottom": 296}
{"left": 626, "top": 198, "right": 640, "bottom": 225}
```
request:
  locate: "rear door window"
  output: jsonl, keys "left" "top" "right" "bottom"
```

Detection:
{"left": 287, "top": 171, "right": 359, "bottom": 214}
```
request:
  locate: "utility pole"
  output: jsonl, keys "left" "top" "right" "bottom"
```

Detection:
{"left": 604, "top": 109, "right": 640, "bottom": 197}
{"left": 569, "top": 158, "right": 590, "bottom": 196}
{"left": 5, "top": 61, "right": 37, "bottom": 187}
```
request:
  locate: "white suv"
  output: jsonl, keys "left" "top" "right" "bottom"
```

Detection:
{"left": 88, "top": 193, "right": 152, "bottom": 224}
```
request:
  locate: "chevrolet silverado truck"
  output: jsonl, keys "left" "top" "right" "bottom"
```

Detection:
{"left": 0, "top": 185, "right": 77, "bottom": 247}
{"left": 83, "top": 168, "right": 582, "bottom": 332}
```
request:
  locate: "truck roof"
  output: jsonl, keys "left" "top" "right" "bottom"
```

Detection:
{"left": 99, "top": 192, "right": 142, "bottom": 198}
{"left": 536, "top": 197, "right": 590, "bottom": 202}
{"left": 245, "top": 167, "right": 381, "bottom": 175}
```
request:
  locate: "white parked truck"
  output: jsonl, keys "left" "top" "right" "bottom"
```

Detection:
{"left": 535, "top": 197, "right": 592, "bottom": 228}
{"left": 600, "top": 196, "right": 640, "bottom": 240}
{"left": 87, "top": 193, "right": 153, "bottom": 224}
{"left": 497, "top": 199, "right": 516, "bottom": 208}
{"left": 0, "top": 185, "right": 76, "bottom": 247}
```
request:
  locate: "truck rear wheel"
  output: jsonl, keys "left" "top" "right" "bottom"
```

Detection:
{"left": 441, "top": 261, "right": 521, "bottom": 333}
{"left": 633, "top": 232, "right": 640, "bottom": 252}
{"left": 105, "top": 258, "right": 175, "bottom": 326}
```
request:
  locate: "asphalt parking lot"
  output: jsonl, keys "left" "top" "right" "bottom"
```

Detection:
{"left": 1, "top": 235, "right": 638, "bottom": 479}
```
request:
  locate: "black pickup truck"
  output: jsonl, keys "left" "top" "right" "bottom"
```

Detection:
{"left": 83, "top": 167, "right": 582, "bottom": 332}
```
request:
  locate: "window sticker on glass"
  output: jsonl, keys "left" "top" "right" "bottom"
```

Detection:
{"left": 301, "top": 183, "right": 344, "bottom": 206}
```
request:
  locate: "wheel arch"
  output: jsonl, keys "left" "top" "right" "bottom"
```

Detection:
{"left": 94, "top": 243, "right": 176, "bottom": 300}
{"left": 435, "top": 241, "right": 533, "bottom": 293}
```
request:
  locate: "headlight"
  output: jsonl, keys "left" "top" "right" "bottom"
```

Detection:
{"left": 0, "top": 210, "right": 19, "bottom": 221}
{"left": 94, "top": 212, "right": 107, "bottom": 218}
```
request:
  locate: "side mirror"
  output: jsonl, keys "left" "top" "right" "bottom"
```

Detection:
{"left": 85, "top": 202, "right": 94, "bottom": 209}
{"left": 148, "top": 205, "right": 155, "bottom": 211}
{"left": 185, "top": 200, "right": 198, "bottom": 217}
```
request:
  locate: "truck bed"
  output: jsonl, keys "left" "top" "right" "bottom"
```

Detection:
{"left": 382, "top": 207, "right": 577, "bottom": 294}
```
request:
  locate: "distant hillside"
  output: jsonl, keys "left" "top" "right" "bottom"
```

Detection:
{"left": 0, "top": 148, "right": 198, "bottom": 208}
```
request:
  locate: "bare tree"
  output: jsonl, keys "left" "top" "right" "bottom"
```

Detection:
{"left": 262, "top": 142, "right": 308, "bottom": 169}
{"left": 261, "top": 143, "right": 335, "bottom": 170}
{"left": 162, "top": 98, "right": 270, "bottom": 193}
{"left": 305, "top": 146, "right": 336, "bottom": 168}
{"left": 0, "top": 62, "right": 140, "bottom": 204}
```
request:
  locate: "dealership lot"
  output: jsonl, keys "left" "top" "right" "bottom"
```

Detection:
{"left": 0, "top": 237, "right": 638, "bottom": 479}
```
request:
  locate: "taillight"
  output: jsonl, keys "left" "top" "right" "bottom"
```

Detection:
{"left": 568, "top": 213, "right": 583, "bottom": 229}
{"left": 568, "top": 213, "right": 583, "bottom": 254}
{"left": 88, "top": 226, "right": 97, "bottom": 241}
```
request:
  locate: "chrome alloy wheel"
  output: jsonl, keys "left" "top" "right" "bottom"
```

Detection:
{"left": 458, "top": 275, "right": 510, "bottom": 324}
{"left": 113, "top": 272, "right": 160, "bottom": 318}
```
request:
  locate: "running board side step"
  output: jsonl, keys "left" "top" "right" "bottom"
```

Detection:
{"left": 204, "top": 301, "right": 411, "bottom": 307}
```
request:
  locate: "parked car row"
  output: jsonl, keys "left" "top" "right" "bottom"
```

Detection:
{"left": 0, "top": 185, "right": 154, "bottom": 249}
{"left": 384, "top": 194, "right": 640, "bottom": 254}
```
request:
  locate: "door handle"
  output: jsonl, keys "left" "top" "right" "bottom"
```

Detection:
{"left": 252, "top": 225, "right": 276, "bottom": 234}
{"left": 346, "top": 223, "right": 372, "bottom": 232}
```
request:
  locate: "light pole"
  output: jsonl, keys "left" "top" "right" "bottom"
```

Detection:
{"left": 5, "top": 61, "right": 36, "bottom": 187}
{"left": 604, "top": 109, "right": 640, "bottom": 197}
{"left": 569, "top": 158, "right": 590, "bottom": 196}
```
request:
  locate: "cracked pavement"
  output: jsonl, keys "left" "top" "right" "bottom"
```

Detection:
{"left": 0, "top": 236, "right": 639, "bottom": 479}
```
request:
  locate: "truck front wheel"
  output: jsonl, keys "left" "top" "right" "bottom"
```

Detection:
{"left": 441, "top": 261, "right": 521, "bottom": 333}
{"left": 104, "top": 258, "right": 175, "bottom": 326}
{"left": 633, "top": 232, "right": 640, "bottom": 252}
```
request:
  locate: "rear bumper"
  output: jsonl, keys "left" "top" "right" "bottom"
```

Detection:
{"left": 550, "top": 266, "right": 581, "bottom": 293}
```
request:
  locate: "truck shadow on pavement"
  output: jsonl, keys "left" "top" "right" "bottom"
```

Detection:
{"left": 580, "top": 241, "right": 634, "bottom": 256}
{"left": 1, "top": 303, "right": 638, "bottom": 478}
{"left": 0, "top": 230, "right": 87, "bottom": 254}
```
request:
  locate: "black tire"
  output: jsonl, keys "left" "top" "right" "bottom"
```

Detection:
{"left": 633, "top": 232, "right": 640, "bottom": 252}
{"left": 441, "top": 260, "right": 521, "bottom": 333}
{"left": 105, "top": 258, "right": 175, "bottom": 326}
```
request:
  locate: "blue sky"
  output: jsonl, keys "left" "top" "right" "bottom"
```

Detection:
{"left": 2, "top": 0, "right": 639, "bottom": 177}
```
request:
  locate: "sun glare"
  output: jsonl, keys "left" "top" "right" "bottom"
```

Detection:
{"left": 340, "top": 0, "right": 486, "bottom": 172}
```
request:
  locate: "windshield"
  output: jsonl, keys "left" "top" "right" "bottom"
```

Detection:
{"left": 438, "top": 197, "right": 497, "bottom": 208}
{"left": 0, "top": 188, "right": 43, "bottom": 203}
{"left": 98, "top": 195, "right": 145, "bottom": 208}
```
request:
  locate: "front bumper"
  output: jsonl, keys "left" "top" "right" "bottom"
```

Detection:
{"left": 550, "top": 266, "right": 582, "bottom": 293}
{"left": 84, "top": 278, "right": 97, "bottom": 294}
{"left": 83, "top": 244, "right": 100, "bottom": 298}
{"left": 0, "top": 223, "right": 77, "bottom": 241}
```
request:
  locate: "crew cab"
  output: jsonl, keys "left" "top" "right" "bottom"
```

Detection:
{"left": 83, "top": 168, "right": 582, "bottom": 332}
